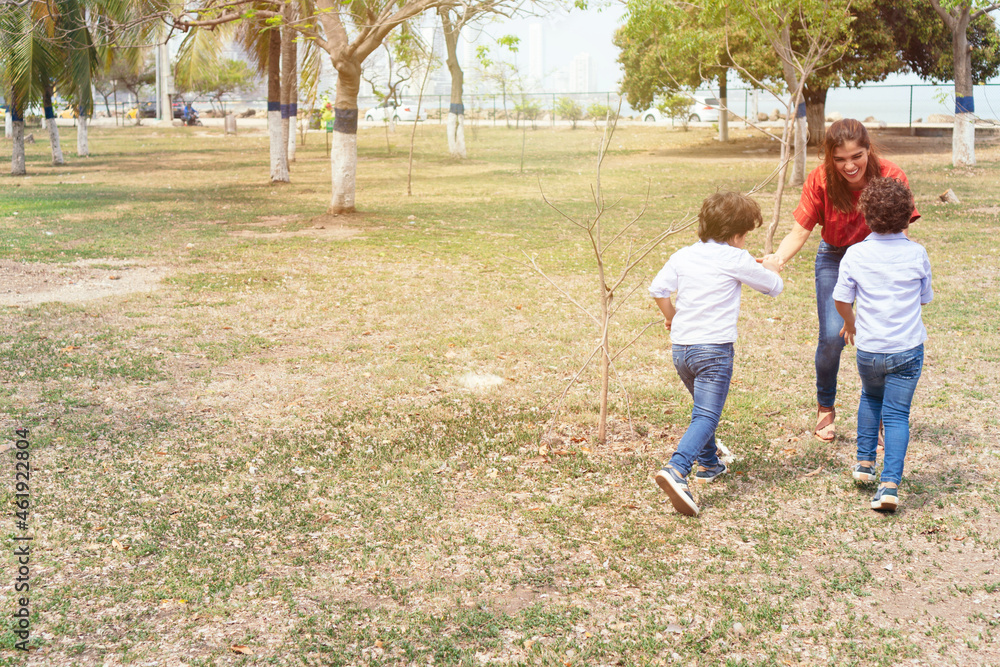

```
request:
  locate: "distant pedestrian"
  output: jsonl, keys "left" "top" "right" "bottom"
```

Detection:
{"left": 650, "top": 191, "right": 783, "bottom": 516}
{"left": 833, "top": 177, "right": 932, "bottom": 512}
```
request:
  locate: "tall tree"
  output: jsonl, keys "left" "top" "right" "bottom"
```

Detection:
{"left": 928, "top": 0, "right": 1000, "bottom": 167}
{"left": 437, "top": 1, "right": 546, "bottom": 158}
{"left": 616, "top": 0, "right": 774, "bottom": 143}
{"left": 177, "top": 0, "right": 457, "bottom": 213}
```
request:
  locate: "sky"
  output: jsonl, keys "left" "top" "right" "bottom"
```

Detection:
{"left": 477, "top": 3, "right": 628, "bottom": 93}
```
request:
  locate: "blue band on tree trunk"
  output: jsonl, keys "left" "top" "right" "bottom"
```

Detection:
{"left": 44, "top": 106, "right": 55, "bottom": 119}
{"left": 449, "top": 103, "right": 464, "bottom": 115}
{"left": 289, "top": 103, "right": 297, "bottom": 116}
{"left": 280, "top": 104, "right": 289, "bottom": 119}
{"left": 267, "top": 101, "right": 281, "bottom": 112}
{"left": 796, "top": 102, "right": 807, "bottom": 118}
{"left": 11, "top": 108, "right": 23, "bottom": 121}
{"left": 334, "top": 108, "right": 358, "bottom": 134}
{"left": 955, "top": 96, "right": 975, "bottom": 114}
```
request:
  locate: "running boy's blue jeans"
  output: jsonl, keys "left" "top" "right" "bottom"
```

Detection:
{"left": 667, "top": 343, "right": 733, "bottom": 476}
{"left": 855, "top": 344, "right": 924, "bottom": 485}
{"left": 815, "top": 241, "right": 848, "bottom": 408}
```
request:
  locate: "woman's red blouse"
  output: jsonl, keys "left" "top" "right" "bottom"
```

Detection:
{"left": 793, "top": 159, "right": 920, "bottom": 247}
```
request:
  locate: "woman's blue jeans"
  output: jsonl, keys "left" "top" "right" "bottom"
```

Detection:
{"left": 667, "top": 344, "right": 734, "bottom": 477}
{"left": 815, "top": 241, "right": 849, "bottom": 408}
{"left": 856, "top": 344, "right": 924, "bottom": 485}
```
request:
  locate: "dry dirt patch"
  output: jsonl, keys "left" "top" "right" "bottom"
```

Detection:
{"left": 0, "top": 258, "right": 166, "bottom": 306}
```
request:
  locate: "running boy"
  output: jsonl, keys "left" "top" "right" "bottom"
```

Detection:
{"left": 650, "top": 191, "right": 783, "bottom": 516}
{"left": 833, "top": 177, "right": 932, "bottom": 512}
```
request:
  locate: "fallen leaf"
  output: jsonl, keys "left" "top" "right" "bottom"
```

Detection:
{"left": 804, "top": 466, "right": 823, "bottom": 477}
{"left": 524, "top": 639, "right": 535, "bottom": 650}
{"left": 111, "top": 539, "right": 130, "bottom": 552}
{"left": 954, "top": 535, "right": 966, "bottom": 541}
{"left": 230, "top": 645, "right": 253, "bottom": 655}
{"left": 579, "top": 446, "right": 591, "bottom": 453}
{"left": 553, "top": 449, "right": 572, "bottom": 456}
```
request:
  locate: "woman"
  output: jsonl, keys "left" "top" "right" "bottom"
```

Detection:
{"left": 765, "top": 119, "right": 919, "bottom": 442}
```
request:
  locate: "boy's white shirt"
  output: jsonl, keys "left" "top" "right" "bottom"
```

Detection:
{"left": 649, "top": 239, "right": 783, "bottom": 345}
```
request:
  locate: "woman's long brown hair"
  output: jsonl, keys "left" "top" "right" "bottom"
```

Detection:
{"left": 822, "top": 119, "right": 883, "bottom": 213}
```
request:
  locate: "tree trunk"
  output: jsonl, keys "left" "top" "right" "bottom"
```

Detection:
{"left": 287, "top": 30, "right": 298, "bottom": 163}
{"left": 598, "top": 290, "right": 611, "bottom": 444}
{"left": 47, "top": 118, "right": 65, "bottom": 165}
{"left": 43, "top": 86, "right": 65, "bottom": 165}
{"left": 77, "top": 116, "right": 89, "bottom": 157}
{"left": 11, "top": 120, "right": 26, "bottom": 176}
{"left": 4, "top": 111, "right": 11, "bottom": 138}
{"left": 803, "top": 84, "right": 827, "bottom": 147}
{"left": 329, "top": 59, "right": 362, "bottom": 214}
{"left": 766, "top": 114, "right": 797, "bottom": 253}
{"left": 718, "top": 73, "right": 728, "bottom": 143}
{"left": 269, "top": 26, "right": 289, "bottom": 183}
{"left": 951, "top": 9, "right": 975, "bottom": 167}
{"left": 280, "top": 5, "right": 294, "bottom": 169}
{"left": 441, "top": 10, "right": 467, "bottom": 158}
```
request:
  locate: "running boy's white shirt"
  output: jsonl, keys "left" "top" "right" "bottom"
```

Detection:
{"left": 649, "top": 240, "right": 784, "bottom": 345}
{"left": 832, "top": 232, "right": 933, "bottom": 353}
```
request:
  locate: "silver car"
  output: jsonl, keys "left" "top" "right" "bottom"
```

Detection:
{"left": 364, "top": 100, "right": 427, "bottom": 122}
{"left": 640, "top": 95, "right": 722, "bottom": 124}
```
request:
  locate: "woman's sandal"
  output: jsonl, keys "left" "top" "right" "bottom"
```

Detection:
{"left": 815, "top": 405, "right": 836, "bottom": 442}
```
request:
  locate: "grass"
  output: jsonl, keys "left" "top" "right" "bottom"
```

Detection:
{"left": 1, "top": 120, "right": 999, "bottom": 665}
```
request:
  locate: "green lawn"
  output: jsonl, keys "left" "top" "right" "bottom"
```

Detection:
{"left": 1, "top": 121, "right": 999, "bottom": 666}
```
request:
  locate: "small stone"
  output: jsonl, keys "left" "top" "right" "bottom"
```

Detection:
{"left": 732, "top": 622, "right": 747, "bottom": 636}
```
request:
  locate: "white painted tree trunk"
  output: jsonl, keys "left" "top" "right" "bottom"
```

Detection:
{"left": 953, "top": 112, "right": 976, "bottom": 167}
{"left": 77, "top": 117, "right": 89, "bottom": 157}
{"left": 329, "top": 131, "right": 357, "bottom": 213}
{"left": 447, "top": 112, "right": 466, "bottom": 158}
{"left": 5, "top": 113, "right": 12, "bottom": 138}
{"left": 792, "top": 114, "right": 807, "bottom": 186}
{"left": 47, "top": 118, "right": 65, "bottom": 165}
{"left": 719, "top": 97, "right": 728, "bottom": 142}
{"left": 288, "top": 114, "right": 297, "bottom": 162}
{"left": 11, "top": 121, "right": 26, "bottom": 175}
{"left": 269, "top": 110, "right": 289, "bottom": 183}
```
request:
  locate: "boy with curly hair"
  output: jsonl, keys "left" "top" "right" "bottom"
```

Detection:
{"left": 833, "top": 177, "right": 933, "bottom": 511}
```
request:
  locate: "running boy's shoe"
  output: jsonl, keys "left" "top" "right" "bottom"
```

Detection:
{"left": 851, "top": 463, "right": 878, "bottom": 483}
{"left": 655, "top": 466, "right": 699, "bottom": 516}
{"left": 694, "top": 462, "right": 728, "bottom": 484}
{"left": 871, "top": 485, "right": 899, "bottom": 512}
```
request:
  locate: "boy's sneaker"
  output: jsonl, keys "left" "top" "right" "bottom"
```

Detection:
{"left": 655, "top": 466, "right": 699, "bottom": 517}
{"left": 851, "top": 463, "right": 878, "bottom": 483}
{"left": 694, "top": 462, "right": 728, "bottom": 484}
{"left": 871, "top": 485, "right": 899, "bottom": 512}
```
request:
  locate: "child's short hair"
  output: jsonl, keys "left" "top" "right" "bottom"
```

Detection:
{"left": 858, "top": 177, "right": 913, "bottom": 234}
{"left": 698, "top": 191, "right": 762, "bottom": 243}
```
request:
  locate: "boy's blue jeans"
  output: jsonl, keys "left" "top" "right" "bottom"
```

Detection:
{"left": 856, "top": 344, "right": 924, "bottom": 486}
{"left": 815, "top": 241, "right": 848, "bottom": 408}
{"left": 667, "top": 343, "right": 733, "bottom": 477}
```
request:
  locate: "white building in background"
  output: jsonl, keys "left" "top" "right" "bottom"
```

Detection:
{"left": 571, "top": 52, "right": 591, "bottom": 93}
{"left": 528, "top": 23, "right": 544, "bottom": 88}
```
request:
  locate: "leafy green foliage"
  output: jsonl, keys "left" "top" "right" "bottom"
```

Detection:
{"left": 555, "top": 97, "right": 584, "bottom": 128}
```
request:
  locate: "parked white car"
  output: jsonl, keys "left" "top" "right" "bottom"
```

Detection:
{"left": 363, "top": 100, "right": 427, "bottom": 122}
{"left": 640, "top": 96, "right": 722, "bottom": 124}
